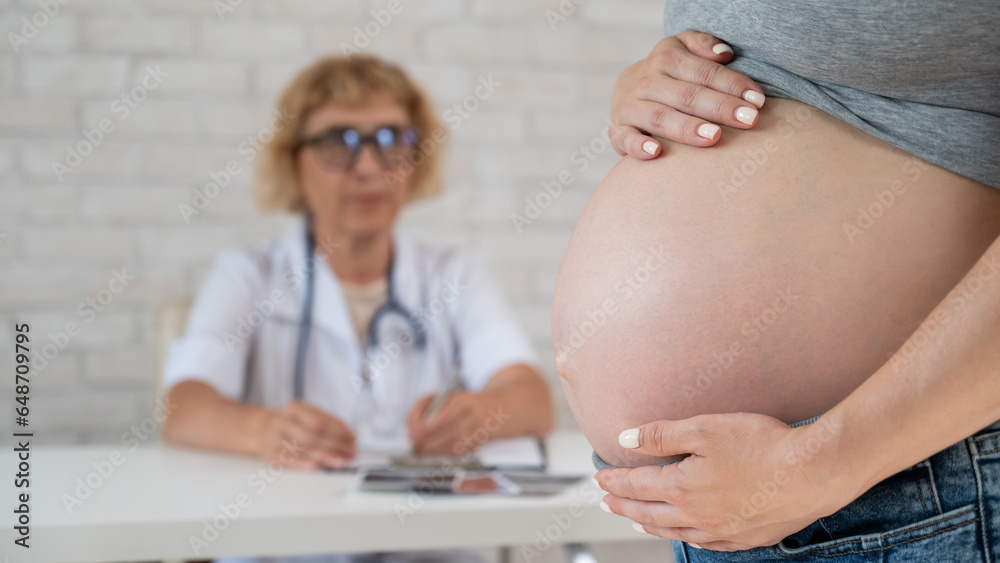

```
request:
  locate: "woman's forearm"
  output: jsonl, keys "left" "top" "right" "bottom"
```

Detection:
{"left": 162, "top": 380, "right": 273, "bottom": 457}
{"left": 811, "top": 234, "right": 1000, "bottom": 505}
{"left": 478, "top": 364, "right": 555, "bottom": 439}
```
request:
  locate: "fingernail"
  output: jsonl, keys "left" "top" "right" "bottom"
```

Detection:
{"left": 712, "top": 43, "right": 733, "bottom": 55}
{"left": 619, "top": 428, "right": 640, "bottom": 449}
{"left": 599, "top": 501, "right": 612, "bottom": 514}
{"left": 697, "top": 123, "right": 720, "bottom": 140}
{"left": 736, "top": 106, "right": 758, "bottom": 125}
{"left": 743, "top": 90, "right": 765, "bottom": 108}
{"left": 689, "top": 543, "right": 703, "bottom": 549}
{"left": 592, "top": 477, "right": 601, "bottom": 489}
{"left": 632, "top": 522, "right": 648, "bottom": 534}
{"left": 642, "top": 140, "right": 658, "bottom": 155}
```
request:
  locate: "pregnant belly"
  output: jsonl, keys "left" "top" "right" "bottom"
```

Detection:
{"left": 552, "top": 97, "right": 1000, "bottom": 468}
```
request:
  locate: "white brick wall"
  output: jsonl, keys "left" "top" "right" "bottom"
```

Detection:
{"left": 0, "top": 0, "right": 665, "bottom": 455}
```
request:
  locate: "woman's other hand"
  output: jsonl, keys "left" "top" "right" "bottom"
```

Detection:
{"left": 611, "top": 29, "right": 766, "bottom": 159}
{"left": 594, "top": 413, "right": 849, "bottom": 551}
{"left": 407, "top": 392, "right": 490, "bottom": 456}
{"left": 258, "top": 400, "right": 358, "bottom": 471}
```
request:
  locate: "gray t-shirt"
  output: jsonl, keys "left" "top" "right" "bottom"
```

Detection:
{"left": 663, "top": 0, "right": 1000, "bottom": 189}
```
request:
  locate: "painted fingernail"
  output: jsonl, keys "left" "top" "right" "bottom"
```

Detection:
{"left": 632, "top": 522, "right": 648, "bottom": 534}
{"left": 743, "top": 90, "right": 765, "bottom": 108}
{"left": 619, "top": 428, "right": 640, "bottom": 449}
{"left": 697, "top": 123, "right": 720, "bottom": 140}
{"left": 712, "top": 43, "right": 733, "bottom": 55}
{"left": 690, "top": 543, "right": 703, "bottom": 549}
{"left": 736, "top": 106, "right": 758, "bottom": 125}
{"left": 642, "top": 140, "right": 658, "bottom": 155}
{"left": 600, "top": 501, "right": 612, "bottom": 514}
{"left": 592, "top": 477, "right": 601, "bottom": 489}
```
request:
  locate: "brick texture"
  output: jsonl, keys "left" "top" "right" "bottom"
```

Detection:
{"left": 0, "top": 0, "right": 664, "bottom": 467}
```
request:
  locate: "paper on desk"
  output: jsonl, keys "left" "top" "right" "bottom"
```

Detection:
{"left": 475, "top": 437, "right": 544, "bottom": 469}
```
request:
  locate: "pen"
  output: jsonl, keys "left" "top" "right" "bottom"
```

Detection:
{"left": 423, "top": 365, "right": 462, "bottom": 422}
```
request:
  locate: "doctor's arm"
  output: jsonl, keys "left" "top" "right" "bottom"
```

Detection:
{"left": 164, "top": 380, "right": 357, "bottom": 470}
{"left": 408, "top": 363, "right": 554, "bottom": 456}
{"left": 160, "top": 251, "right": 356, "bottom": 470}
{"left": 407, "top": 250, "right": 556, "bottom": 455}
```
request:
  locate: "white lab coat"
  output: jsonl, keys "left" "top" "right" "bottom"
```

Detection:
{"left": 163, "top": 218, "right": 535, "bottom": 563}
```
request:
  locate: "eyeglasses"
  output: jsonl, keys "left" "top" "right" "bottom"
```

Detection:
{"left": 295, "top": 125, "right": 419, "bottom": 172}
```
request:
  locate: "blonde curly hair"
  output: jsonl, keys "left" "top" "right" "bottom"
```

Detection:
{"left": 255, "top": 55, "right": 446, "bottom": 212}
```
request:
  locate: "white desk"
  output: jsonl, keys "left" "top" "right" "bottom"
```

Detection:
{"left": 2, "top": 432, "right": 655, "bottom": 563}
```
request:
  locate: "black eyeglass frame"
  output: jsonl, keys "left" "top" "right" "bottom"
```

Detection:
{"left": 294, "top": 125, "right": 420, "bottom": 172}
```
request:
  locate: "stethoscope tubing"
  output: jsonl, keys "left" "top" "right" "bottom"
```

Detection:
{"left": 292, "top": 224, "right": 317, "bottom": 401}
{"left": 292, "top": 221, "right": 427, "bottom": 403}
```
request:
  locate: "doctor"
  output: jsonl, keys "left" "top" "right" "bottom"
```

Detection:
{"left": 161, "top": 54, "right": 554, "bottom": 479}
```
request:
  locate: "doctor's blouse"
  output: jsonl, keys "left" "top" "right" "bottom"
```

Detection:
{"left": 163, "top": 218, "right": 538, "bottom": 451}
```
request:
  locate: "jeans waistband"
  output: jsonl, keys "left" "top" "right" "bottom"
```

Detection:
{"left": 789, "top": 411, "right": 1000, "bottom": 516}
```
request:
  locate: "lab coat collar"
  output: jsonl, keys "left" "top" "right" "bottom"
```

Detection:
{"left": 271, "top": 217, "right": 425, "bottom": 351}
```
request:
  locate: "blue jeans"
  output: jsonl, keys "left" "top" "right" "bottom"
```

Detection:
{"left": 593, "top": 414, "right": 1000, "bottom": 561}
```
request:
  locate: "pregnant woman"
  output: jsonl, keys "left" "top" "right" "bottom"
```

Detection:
{"left": 553, "top": 2, "right": 1000, "bottom": 561}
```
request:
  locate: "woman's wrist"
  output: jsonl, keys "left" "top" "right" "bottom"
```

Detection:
{"left": 789, "top": 411, "right": 867, "bottom": 517}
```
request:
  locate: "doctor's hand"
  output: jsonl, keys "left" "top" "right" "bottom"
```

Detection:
{"left": 258, "top": 400, "right": 357, "bottom": 471}
{"left": 611, "top": 29, "right": 765, "bottom": 159}
{"left": 594, "top": 413, "right": 851, "bottom": 551}
{"left": 407, "top": 392, "right": 489, "bottom": 457}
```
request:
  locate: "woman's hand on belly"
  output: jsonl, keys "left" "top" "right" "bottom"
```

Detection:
{"left": 593, "top": 412, "right": 844, "bottom": 551}
{"left": 610, "top": 29, "right": 766, "bottom": 159}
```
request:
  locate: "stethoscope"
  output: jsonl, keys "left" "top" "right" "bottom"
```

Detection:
{"left": 292, "top": 220, "right": 428, "bottom": 403}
